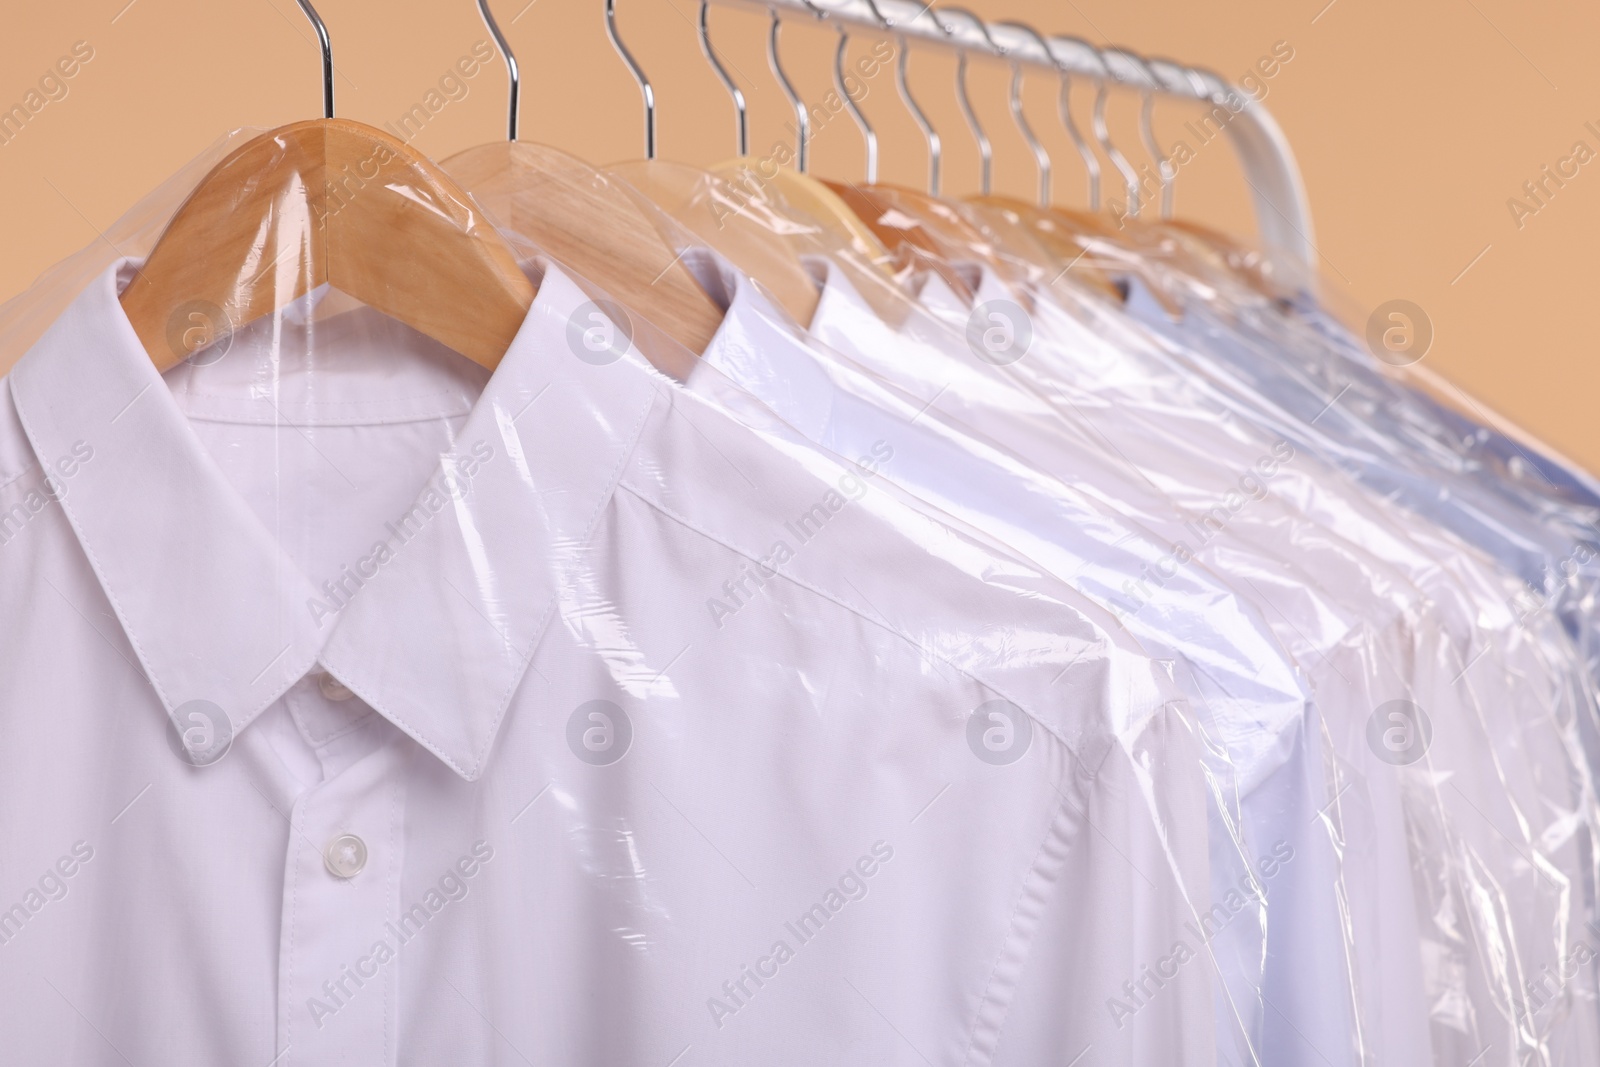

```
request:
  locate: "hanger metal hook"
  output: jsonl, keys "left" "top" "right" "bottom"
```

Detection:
{"left": 1146, "top": 58, "right": 1214, "bottom": 219}
{"left": 293, "top": 0, "right": 334, "bottom": 118}
{"left": 604, "top": 0, "right": 655, "bottom": 159}
{"left": 836, "top": 26, "right": 877, "bottom": 182}
{"left": 934, "top": 7, "right": 994, "bottom": 196}
{"left": 767, "top": 7, "right": 810, "bottom": 173}
{"left": 994, "top": 21, "right": 1057, "bottom": 207}
{"left": 801, "top": 0, "right": 877, "bottom": 183}
{"left": 1140, "top": 89, "right": 1169, "bottom": 217}
{"left": 699, "top": 1, "right": 747, "bottom": 156}
{"left": 862, "top": 0, "right": 940, "bottom": 194}
{"left": 1105, "top": 49, "right": 1171, "bottom": 219}
{"left": 1043, "top": 37, "right": 1104, "bottom": 211}
{"left": 476, "top": 0, "right": 518, "bottom": 141}
{"left": 1092, "top": 75, "right": 1140, "bottom": 218}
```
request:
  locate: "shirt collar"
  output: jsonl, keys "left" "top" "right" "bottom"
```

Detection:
{"left": 9, "top": 258, "right": 659, "bottom": 780}
{"left": 682, "top": 249, "right": 839, "bottom": 441}
{"left": 911, "top": 269, "right": 972, "bottom": 326}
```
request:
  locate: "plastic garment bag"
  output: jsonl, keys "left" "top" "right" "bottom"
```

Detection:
{"left": 1208, "top": 287, "right": 1600, "bottom": 692}
{"left": 1035, "top": 266, "right": 1600, "bottom": 1066}
{"left": 561, "top": 160, "right": 1600, "bottom": 1065}
{"left": 562, "top": 165, "right": 1416, "bottom": 1066}
{"left": 0, "top": 132, "right": 1224, "bottom": 1066}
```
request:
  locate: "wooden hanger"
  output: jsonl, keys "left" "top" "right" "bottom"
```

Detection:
{"left": 122, "top": 118, "right": 535, "bottom": 373}
{"left": 606, "top": 159, "right": 823, "bottom": 328}
{"left": 714, "top": 160, "right": 916, "bottom": 328}
{"left": 705, "top": 6, "right": 899, "bottom": 288}
{"left": 823, "top": 182, "right": 970, "bottom": 299}
{"left": 969, "top": 195, "right": 1134, "bottom": 304}
{"left": 444, "top": 143, "right": 710, "bottom": 379}
{"left": 123, "top": 2, "right": 534, "bottom": 372}
{"left": 437, "top": 0, "right": 715, "bottom": 379}
{"left": 1157, "top": 219, "right": 1293, "bottom": 302}
{"left": 719, "top": 162, "right": 895, "bottom": 274}
{"left": 597, "top": 1, "right": 824, "bottom": 328}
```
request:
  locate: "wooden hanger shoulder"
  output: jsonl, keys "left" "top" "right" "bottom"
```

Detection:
{"left": 444, "top": 141, "right": 720, "bottom": 375}
{"left": 122, "top": 119, "right": 533, "bottom": 372}
{"left": 610, "top": 159, "right": 821, "bottom": 329}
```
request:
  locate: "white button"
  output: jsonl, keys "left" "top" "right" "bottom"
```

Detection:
{"left": 317, "top": 673, "right": 356, "bottom": 702}
{"left": 324, "top": 834, "right": 368, "bottom": 879}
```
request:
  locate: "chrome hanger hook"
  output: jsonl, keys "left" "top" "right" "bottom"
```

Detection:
{"left": 1140, "top": 87, "right": 1171, "bottom": 218}
{"left": 862, "top": 0, "right": 940, "bottom": 194}
{"left": 1093, "top": 77, "right": 1140, "bottom": 218}
{"left": 801, "top": 0, "right": 877, "bottom": 183}
{"left": 476, "top": 0, "right": 518, "bottom": 141}
{"left": 293, "top": 0, "right": 334, "bottom": 118}
{"left": 699, "top": 1, "right": 747, "bottom": 156}
{"left": 1144, "top": 59, "right": 1215, "bottom": 219}
{"left": 995, "top": 21, "right": 1056, "bottom": 207}
{"left": 767, "top": 7, "right": 810, "bottom": 173}
{"left": 836, "top": 26, "right": 877, "bottom": 182}
{"left": 1108, "top": 49, "right": 1171, "bottom": 219}
{"left": 935, "top": 8, "right": 994, "bottom": 196}
{"left": 604, "top": 0, "right": 655, "bottom": 159}
{"left": 1046, "top": 38, "right": 1103, "bottom": 211}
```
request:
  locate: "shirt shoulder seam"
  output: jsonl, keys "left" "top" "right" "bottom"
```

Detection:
{"left": 614, "top": 475, "right": 1086, "bottom": 758}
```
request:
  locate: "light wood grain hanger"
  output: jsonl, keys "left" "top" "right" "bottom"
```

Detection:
{"left": 923, "top": 9, "right": 1125, "bottom": 303}
{"left": 603, "top": 0, "right": 823, "bottom": 328}
{"left": 710, "top": 1, "right": 897, "bottom": 281}
{"left": 121, "top": 3, "right": 533, "bottom": 373}
{"left": 440, "top": 0, "right": 715, "bottom": 379}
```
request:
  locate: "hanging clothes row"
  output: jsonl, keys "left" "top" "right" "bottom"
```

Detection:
{"left": 0, "top": 1, "right": 1597, "bottom": 1066}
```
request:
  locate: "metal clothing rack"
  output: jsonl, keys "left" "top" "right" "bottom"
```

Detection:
{"left": 698, "top": 0, "right": 1317, "bottom": 293}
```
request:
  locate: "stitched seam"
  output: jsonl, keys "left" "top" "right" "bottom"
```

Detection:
{"left": 311, "top": 652, "right": 476, "bottom": 779}
{"left": 961, "top": 751, "right": 1081, "bottom": 1066}
{"left": 302, "top": 706, "right": 379, "bottom": 748}
{"left": 9, "top": 376, "right": 321, "bottom": 726}
{"left": 8, "top": 375, "right": 175, "bottom": 710}
{"left": 460, "top": 383, "right": 660, "bottom": 777}
{"left": 384, "top": 759, "right": 401, "bottom": 1066}
{"left": 615, "top": 478, "right": 1086, "bottom": 759}
{"left": 320, "top": 386, "right": 659, "bottom": 780}
{"left": 178, "top": 404, "right": 479, "bottom": 429}
{"left": 284, "top": 790, "right": 305, "bottom": 1061}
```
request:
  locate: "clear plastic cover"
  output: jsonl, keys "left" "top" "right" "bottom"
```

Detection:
{"left": 0, "top": 130, "right": 1217, "bottom": 1066}
{"left": 0, "top": 128, "right": 1595, "bottom": 1067}
{"left": 574, "top": 162, "right": 1600, "bottom": 1064}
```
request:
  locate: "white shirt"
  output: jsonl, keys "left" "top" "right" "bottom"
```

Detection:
{"left": 670, "top": 251, "right": 1337, "bottom": 1066}
{"left": 981, "top": 267, "right": 1600, "bottom": 1066}
{"left": 0, "top": 259, "right": 1211, "bottom": 1066}
{"left": 808, "top": 257, "right": 1595, "bottom": 1065}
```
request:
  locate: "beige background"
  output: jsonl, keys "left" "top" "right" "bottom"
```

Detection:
{"left": 1, "top": 0, "right": 1595, "bottom": 469}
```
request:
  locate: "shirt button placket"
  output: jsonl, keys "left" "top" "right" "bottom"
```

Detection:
{"left": 277, "top": 744, "right": 405, "bottom": 1066}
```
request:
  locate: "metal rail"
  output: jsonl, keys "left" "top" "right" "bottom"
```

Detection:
{"left": 703, "top": 0, "right": 1318, "bottom": 293}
